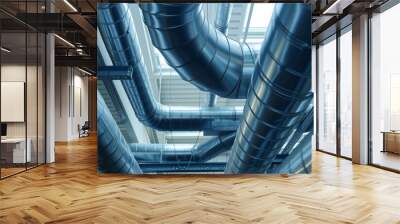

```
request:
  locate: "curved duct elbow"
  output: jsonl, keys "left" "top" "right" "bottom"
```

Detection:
{"left": 97, "top": 92, "right": 142, "bottom": 174}
{"left": 225, "top": 4, "right": 313, "bottom": 174}
{"left": 98, "top": 3, "right": 243, "bottom": 132}
{"left": 207, "top": 3, "right": 232, "bottom": 107}
{"left": 139, "top": 3, "right": 256, "bottom": 99}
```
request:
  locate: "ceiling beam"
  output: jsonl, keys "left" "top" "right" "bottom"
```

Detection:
{"left": 67, "top": 13, "right": 96, "bottom": 46}
{"left": 55, "top": 55, "right": 96, "bottom": 68}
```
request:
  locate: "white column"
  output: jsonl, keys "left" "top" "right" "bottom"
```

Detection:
{"left": 352, "top": 14, "right": 369, "bottom": 164}
{"left": 46, "top": 32, "right": 55, "bottom": 163}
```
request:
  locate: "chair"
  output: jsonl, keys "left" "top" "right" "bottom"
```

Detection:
{"left": 79, "top": 121, "right": 90, "bottom": 138}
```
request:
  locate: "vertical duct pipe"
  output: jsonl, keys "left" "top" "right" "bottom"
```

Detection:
{"left": 225, "top": 4, "right": 312, "bottom": 174}
{"left": 139, "top": 3, "right": 256, "bottom": 99}
{"left": 97, "top": 92, "right": 142, "bottom": 174}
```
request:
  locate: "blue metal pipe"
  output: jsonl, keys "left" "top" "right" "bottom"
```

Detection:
{"left": 98, "top": 3, "right": 243, "bottom": 132}
{"left": 267, "top": 108, "right": 313, "bottom": 173}
{"left": 269, "top": 132, "right": 312, "bottom": 174}
{"left": 207, "top": 93, "right": 218, "bottom": 107}
{"left": 131, "top": 132, "right": 235, "bottom": 163}
{"left": 97, "top": 42, "right": 137, "bottom": 143}
{"left": 98, "top": 66, "right": 134, "bottom": 80}
{"left": 139, "top": 162, "right": 226, "bottom": 173}
{"left": 225, "top": 4, "right": 313, "bottom": 174}
{"left": 139, "top": 3, "right": 256, "bottom": 99}
{"left": 97, "top": 92, "right": 142, "bottom": 174}
{"left": 279, "top": 107, "right": 313, "bottom": 156}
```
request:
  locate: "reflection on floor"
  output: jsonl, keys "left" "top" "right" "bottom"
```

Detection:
{"left": 0, "top": 167, "right": 25, "bottom": 178}
{"left": 373, "top": 150, "right": 400, "bottom": 171}
{"left": 0, "top": 163, "right": 42, "bottom": 178}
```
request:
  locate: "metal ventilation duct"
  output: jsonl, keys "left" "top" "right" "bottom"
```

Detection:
{"left": 269, "top": 132, "right": 312, "bottom": 174}
{"left": 279, "top": 108, "right": 313, "bottom": 156}
{"left": 98, "top": 46, "right": 140, "bottom": 143}
{"left": 131, "top": 132, "right": 235, "bottom": 163}
{"left": 208, "top": 3, "right": 232, "bottom": 107}
{"left": 269, "top": 109, "right": 313, "bottom": 173}
{"left": 225, "top": 4, "right": 313, "bottom": 174}
{"left": 139, "top": 3, "right": 256, "bottom": 99}
{"left": 98, "top": 3, "right": 243, "bottom": 132}
{"left": 97, "top": 92, "right": 142, "bottom": 174}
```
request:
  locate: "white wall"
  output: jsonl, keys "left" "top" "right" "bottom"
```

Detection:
{"left": 55, "top": 67, "right": 89, "bottom": 141}
{"left": 1, "top": 63, "right": 46, "bottom": 163}
{"left": 1, "top": 65, "right": 41, "bottom": 137}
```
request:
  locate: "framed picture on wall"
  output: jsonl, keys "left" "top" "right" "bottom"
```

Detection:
{"left": 97, "top": 3, "right": 313, "bottom": 175}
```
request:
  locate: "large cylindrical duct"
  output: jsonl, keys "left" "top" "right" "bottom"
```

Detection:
{"left": 97, "top": 92, "right": 142, "bottom": 174}
{"left": 131, "top": 132, "right": 235, "bottom": 163}
{"left": 139, "top": 3, "right": 256, "bottom": 99}
{"left": 98, "top": 3, "right": 243, "bottom": 132}
{"left": 225, "top": 4, "right": 312, "bottom": 174}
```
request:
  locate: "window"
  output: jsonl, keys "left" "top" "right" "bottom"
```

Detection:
{"left": 317, "top": 37, "right": 337, "bottom": 154}
{"left": 370, "top": 3, "right": 400, "bottom": 171}
{"left": 339, "top": 29, "right": 352, "bottom": 158}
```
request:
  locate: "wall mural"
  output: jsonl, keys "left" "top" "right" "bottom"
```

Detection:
{"left": 97, "top": 3, "right": 313, "bottom": 174}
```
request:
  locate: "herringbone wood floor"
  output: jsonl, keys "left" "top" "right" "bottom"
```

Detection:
{"left": 1, "top": 135, "right": 400, "bottom": 224}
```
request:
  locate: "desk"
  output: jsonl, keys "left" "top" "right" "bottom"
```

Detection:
{"left": 382, "top": 131, "right": 400, "bottom": 154}
{"left": 1, "top": 138, "right": 31, "bottom": 163}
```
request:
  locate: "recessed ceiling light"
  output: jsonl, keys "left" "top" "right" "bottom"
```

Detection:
{"left": 1, "top": 47, "right": 11, "bottom": 53}
{"left": 78, "top": 67, "right": 93, "bottom": 76}
{"left": 54, "top": 34, "right": 75, "bottom": 48}
{"left": 63, "top": 0, "right": 78, "bottom": 12}
{"left": 322, "top": 0, "right": 354, "bottom": 15}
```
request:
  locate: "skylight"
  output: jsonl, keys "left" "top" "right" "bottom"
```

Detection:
{"left": 244, "top": 3, "right": 274, "bottom": 51}
{"left": 248, "top": 4, "right": 274, "bottom": 30}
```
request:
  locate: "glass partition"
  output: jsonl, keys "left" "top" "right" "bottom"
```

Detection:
{"left": 1, "top": 31, "right": 28, "bottom": 177}
{"left": 0, "top": 1, "right": 46, "bottom": 179}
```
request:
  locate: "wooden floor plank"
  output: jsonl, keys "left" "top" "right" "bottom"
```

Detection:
{"left": 1, "top": 135, "right": 400, "bottom": 223}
